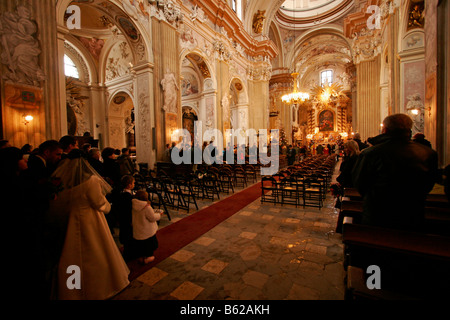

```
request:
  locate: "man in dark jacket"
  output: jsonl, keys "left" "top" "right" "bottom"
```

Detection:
{"left": 352, "top": 113, "right": 438, "bottom": 231}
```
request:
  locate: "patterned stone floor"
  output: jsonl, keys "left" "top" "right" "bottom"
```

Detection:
{"left": 113, "top": 164, "right": 345, "bottom": 301}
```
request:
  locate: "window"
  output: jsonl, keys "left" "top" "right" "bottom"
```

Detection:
{"left": 64, "top": 54, "right": 79, "bottom": 79}
{"left": 320, "top": 70, "right": 333, "bottom": 86}
{"left": 231, "top": 0, "right": 242, "bottom": 20}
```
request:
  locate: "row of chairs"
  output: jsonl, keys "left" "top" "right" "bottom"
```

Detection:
{"left": 133, "top": 163, "right": 262, "bottom": 214}
{"left": 261, "top": 155, "right": 337, "bottom": 209}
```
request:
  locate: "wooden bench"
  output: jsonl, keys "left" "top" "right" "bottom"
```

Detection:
{"left": 342, "top": 217, "right": 450, "bottom": 300}
{"left": 335, "top": 198, "right": 363, "bottom": 233}
{"left": 336, "top": 189, "right": 450, "bottom": 235}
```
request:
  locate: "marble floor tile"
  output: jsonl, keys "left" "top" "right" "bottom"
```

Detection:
{"left": 170, "top": 281, "right": 204, "bottom": 300}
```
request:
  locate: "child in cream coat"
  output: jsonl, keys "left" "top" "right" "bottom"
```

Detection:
{"left": 132, "top": 190, "right": 161, "bottom": 264}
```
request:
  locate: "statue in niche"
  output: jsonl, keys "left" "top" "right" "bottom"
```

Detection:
{"left": 252, "top": 10, "right": 265, "bottom": 34}
{"left": 68, "top": 95, "right": 87, "bottom": 136}
{"left": 0, "top": 5, "right": 45, "bottom": 86}
{"left": 125, "top": 111, "right": 135, "bottom": 135}
{"left": 161, "top": 70, "right": 179, "bottom": 114}
{"left": 406, "top": 93, "right": 425, "bottom": 133}
{"left": 408, "top": 3, "right": 424, "bottom": 29}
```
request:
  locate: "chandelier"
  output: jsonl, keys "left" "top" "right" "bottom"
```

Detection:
{"left": 281, "top": 72, "right": 310, "bottom": 105}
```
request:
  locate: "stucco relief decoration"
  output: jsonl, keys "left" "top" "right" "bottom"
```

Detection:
{"left": 252, "top": 10, "right": 265, "bottom": 34}
{"left": 124, "top": 109, "right": 135, "bottom": 134}
{"left": 105, "top": 42, "right": 132, "bottom": 81}
{"left": 66, "top": 78, "right": 89, "bottom": 136}
{"left": 205, "top": 97, "right": 214, "bottom": 129}
{"left": 161, "top": 70, "right": 179, "bottom": 114}
{"left": 336, "top": 72, "right": 351, "bottom": 90}
{"left": 189, "top": 5, "right": 207, "bottom": 24}
{"left": 180, "top": 26, "right": 197, "bottom": 50}
{"left": 222, "top": 93, "right": 231, "bottom": 130}
{"left": 351, "top": 28, "right": 382, "bottom": 64}
{"left": 138, "top": 89, "right": 151, "bottom": 152}
{"left": 123, "top": 0, "right": 149, "bottom": 21}
{"left": 213, "top": 40, "right": 232, "bottom": 62}
{"left": 79, "top": 37, "right": 105, "bottom": 61}
{"left": 0, "top": 5, "right": 45, "bottom": 86}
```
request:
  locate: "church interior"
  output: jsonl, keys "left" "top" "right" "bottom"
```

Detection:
{"left": 1, "top": 0, "right": 449, "bottom": 303}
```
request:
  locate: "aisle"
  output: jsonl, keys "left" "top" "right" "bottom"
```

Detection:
{"left": 113, "top": 161, "right": 345, "bottom": 300}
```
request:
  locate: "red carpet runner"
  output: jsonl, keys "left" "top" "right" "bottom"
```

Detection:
{"left": 127, "top": 182, "right": 263, "bottom": 281}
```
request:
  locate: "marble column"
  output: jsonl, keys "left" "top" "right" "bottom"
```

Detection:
{"left": 152, "top": 18, "right": 180, "bottom": 161}
{"left": 356, "top": 56, "right": 381, "bottom": 140}
{"left": 247, "top": 80, "right": 269, "bottom": 133}
{"left": 424, "top": 0, "right": 438, "bottom": 150}
{"left": 134, "top": 64, "right": 155, "bottom": 169}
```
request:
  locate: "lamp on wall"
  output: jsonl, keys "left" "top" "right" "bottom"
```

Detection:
{"left": 23, "top": 114, "right": 33, "bottom": 125}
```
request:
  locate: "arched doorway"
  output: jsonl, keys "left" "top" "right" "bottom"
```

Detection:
{"left": 108, "top": 92, "right": 135, "bottom": 150}
{"left": 182, "top": 106, "right": 198, "bottom": 143}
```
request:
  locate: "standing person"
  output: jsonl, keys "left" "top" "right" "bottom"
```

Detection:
{"left": 287, "top": 145, "right": 296, "bottom": 165}
{"left": 27, "top": 140, "right": 63, "bottom": 182}
{"left": 102, "top": 147, "right": 121, "bottom": 188}
{"left": 0, "top": 147, "right": 47, "bottom": 299}
{"left": 0, "top": 140, "right": 11, "bottom": 148}
{"left": 47, "top": 149, "right": 129, "bottom": 300}
{"left": 117, "top": 147, "right": 135, "bottom": 177}
{"left": 115, "top": 175, "right": 137, "bottom": 261}
{"left": 352, "top": 113, "right": 438, "bottom": 231}
{"left": 412, "top": 133, "right": 432, "bottom": 149}
{"left": 323, "top": 144, "right": 330, "bottom": 156}
{"left": 58, "top": 135, "right": 78, "bottom": 160}
{"left": 336, "top": 140, "right": 360, "bottom": 188}
{"left": 132, "top": 190, "right": 161, "bottom": 264}
{"left": 352, "top": 133, "right": 368, "bottom": 151}
{"left": 316, "top": 144, "right": 324, "bottom": 155}
{"left": 87, "top": 148, "right": 104, "bottom": 176}
{"left": 20, "top": 143, "right": 33, "bottom": 159}
{"left": 164, "top": 143, "right": 171, "bottom": 162}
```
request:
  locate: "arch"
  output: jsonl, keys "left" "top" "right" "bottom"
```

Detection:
{"left": 229, "top": 77, "right": 249, "bottom": 131}
{"left": 107, "top": 91, "right": 136, "bottom": 150}
{"left": 180, "top": 49, "right": 217, "bottom": 91}
{"left": 101, "top": 36, "right": 135, "bottom": 84}
{"left": 56, "top": 0, "right": 151, "bottom": 65}
{"left": 64, "top": 39, "right": 94, "bottom": 84}
{"left": 268, "top": 21, "right": 285, "bottom": 69}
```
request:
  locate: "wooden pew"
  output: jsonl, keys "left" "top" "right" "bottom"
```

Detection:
{"left": 335, "top": 197, "right": 363, "bottom": 233}
{"left": 342, "top": 217, "right": 450, "bottom": 300}
{"left": 336, "top": 188, "right": 450, "bottom": 235}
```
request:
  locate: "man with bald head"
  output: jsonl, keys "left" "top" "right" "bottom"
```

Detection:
{"left": 352, "top": 113, "right": 438, "bottom": 231}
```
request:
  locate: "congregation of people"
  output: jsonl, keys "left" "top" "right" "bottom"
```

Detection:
{"left": 0, "top": 135, "right": 161, "bottom": 300}
{"left": 1, "top": 112, "right": 449, "bottom": 300}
